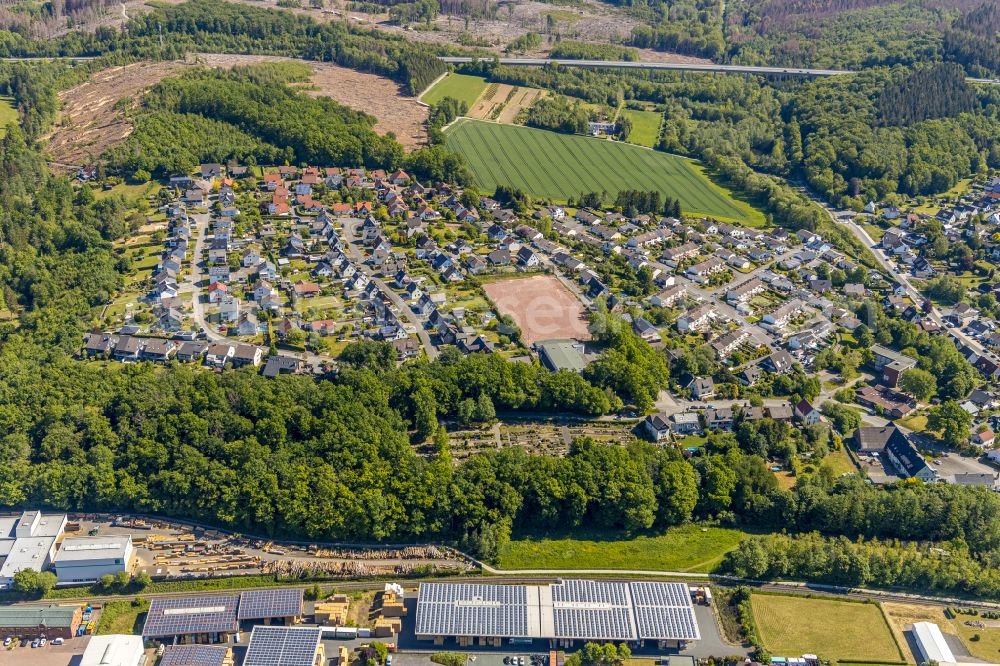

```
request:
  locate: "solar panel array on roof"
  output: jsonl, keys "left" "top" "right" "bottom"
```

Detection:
{"left": 630, "top": 582, "right": 691, "bottom": 608}
{"left": 243, "top": 626, "right": 322, "bottom": 666}
{"left": 415, "top": 580, "right": 699, "bottom": 643}
{"left": 159, "top": 644, "right": 230, "bottom": 666}
{"left": 416, "top": 583, "right": 530, "bottom": 638}
{"left": 553, "top": 607, "right": 635, "bottom": 640}
{"left": 551, "top": 579, "right": 631, "bottom": 606}
{"left": 633, "top": 607, "right": 699, "bottom": 641}
{"left": 551, "top": 580, "right": 636, "bottom": 641}
{"left": 630, "top": 582, "right": 700, "bottom": 641}
{"left": 142, "top": 595, "right": 240, "bottom": 638}
{"left": 239, "top": 588, "right": 304, "bottom": 620}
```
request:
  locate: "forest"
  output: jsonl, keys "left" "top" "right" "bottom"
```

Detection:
{"left": 461, "top": 58, "right": 1000, "bottom": 211}
{"left": 106, "top": 64, "right": 402, "bottom": 176}
{"left": 620, "top": 0, "right": 725, "bottom": 59}
{"left": 103, "top": 63, "right": 473, "bottom": 184}
{"left": 724, "top": 0, "right": 1000, "bottom": 79}
{"left": 0, "top": 0, "right": 450, "bottom": 96}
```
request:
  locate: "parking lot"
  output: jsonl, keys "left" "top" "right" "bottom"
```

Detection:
{"left": 0, "top": 635, "right": 91, "bottom": 666}
{"left": 927, "top": 450, "right": 998, "bottom": 478}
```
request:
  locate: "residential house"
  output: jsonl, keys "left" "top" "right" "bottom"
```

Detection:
{"left": 643, "top": 413, "right": 672, "bottom": 442}
{"left": 231, "top": 344, "right": 264, "bottom": 368}
{"left": 174, "top": 341, "right": 207, "bottom": 363}
{"left": 205, "top": 343, "right": 235, "bottom": 367}
{"left": 517, "top": 246, "right": 540, "bottom": 267}
{"left": 263, "top": 355, "right": 305, "bottom": 378}
{"left": 677, "top": 305, "right": 715, "bottom": 333}
{"left": 794, "top": 399, "right": 821, "bottom": 425}
{"left": 671, "top": 412, "right": 703, "bottom": 436}
{"left": 687, "top": 376, "right": 715, "bottom": 400}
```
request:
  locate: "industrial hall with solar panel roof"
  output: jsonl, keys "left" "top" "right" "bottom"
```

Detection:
{"left": 142, "top": 589, "right": 305, "bottom": 645}
{"left": 415, "top": 579, "right": 701, "bottom": 649}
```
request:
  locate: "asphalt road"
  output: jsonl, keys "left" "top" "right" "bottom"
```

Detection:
{"left": 338, "top": 218, "right": 438, "bottom": 359}
{"left": 795, "top": 184, "right": 989, "bottom": 358}
{"left": 187, "top": 209, "right": 328, "bottom": 366}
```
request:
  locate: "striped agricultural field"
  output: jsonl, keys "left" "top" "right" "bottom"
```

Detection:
{"left": 445, "top": 119, "right": 758, "bottom": 223}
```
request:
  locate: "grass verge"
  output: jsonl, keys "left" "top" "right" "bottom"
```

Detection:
{"left": 495, "top": 525, "right": 746, "bottom": 573}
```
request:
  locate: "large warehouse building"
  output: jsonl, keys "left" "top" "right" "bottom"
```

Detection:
{"left": 53, "top": 535, "right": 134, "bottom": 584}
{"left": 415, "top": 580, "right": 700, "bottom": 648}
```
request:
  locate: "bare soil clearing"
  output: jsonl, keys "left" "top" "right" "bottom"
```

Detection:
{"left": 483, "top": 274, "right": 591, "bottom": 345}
{"left": 198, "top": 54, "right": 428, "bottom": 149}
{"left": 45, "top": 54, "right": 427, "bottom": 170}
{"left": 45, "top": 60, "right": 186, "bottom": 169}
{"left": 215, "top": 0, "right": 704, "bottom": 64}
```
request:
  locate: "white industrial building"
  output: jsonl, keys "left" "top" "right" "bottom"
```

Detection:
{"left": 80, "top": 634, "right": 146, "bottom": 666}
{"left": 911, "top": 622, "right": 956, "bottom": 665}
{"left": 54, "top": 535, "right": 134, "bottom": 584}
{"left": 0, "top": 511, "right": 67, "bottom": 589}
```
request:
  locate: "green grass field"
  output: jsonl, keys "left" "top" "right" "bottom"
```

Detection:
{"left": 95, "top": 599, "right": 149, "bottom": 635}
{"left": 752, "top": 594, "right": 904, "bottom": 662}
{"left": 495, "top": 525, "right": 745, "bottom": 572}
{"left": 625, "top": 109, "right": 662, "bottom": 148}
{"left": 421, "top": 73, "right": 488, "bottom": 109}
{"left": 0, "top": 96, "right": 17, "bottom": 137}
{"left": 446, "top": 119, "right": 760, "bottom": 223}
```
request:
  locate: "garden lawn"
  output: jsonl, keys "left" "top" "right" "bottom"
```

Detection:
{"left": 751, "top": 594, "right": 904, "bottom": 662}
{"left": 421, "top": 73, "right": 488, "bottom": 109}
{"left": 495, "top": 525, "right": 745, "bottom": 573}
{"left": 0, "top": 96, "right": 16, "bottom": 137}
{"left": 446, "top": 119, "right": 761, "bottom": 224}
{"left": 624, "top": 110, "right": 662, "bottom": 148}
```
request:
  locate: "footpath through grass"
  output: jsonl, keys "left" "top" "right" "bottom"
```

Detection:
{"left": 446, "top": 119, "right": 761, "bottom": 224}
{"left": 421, "top": 73, "right": 488, "bottom": 108}
{"left": 751, "top": 594, "right": 905, "bottom": 662}
{"left": 495, "top": 525, "right": 745, "bottom": 573}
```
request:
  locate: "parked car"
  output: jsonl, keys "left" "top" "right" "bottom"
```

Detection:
{"left": 30, "top": 640, "right": 39, "bottom": 648}
{"left": 39, "top": 638, "right": 46, "bottom": 647}
{"left": 51, "top": 638, "right": 64, "bottom": 645}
